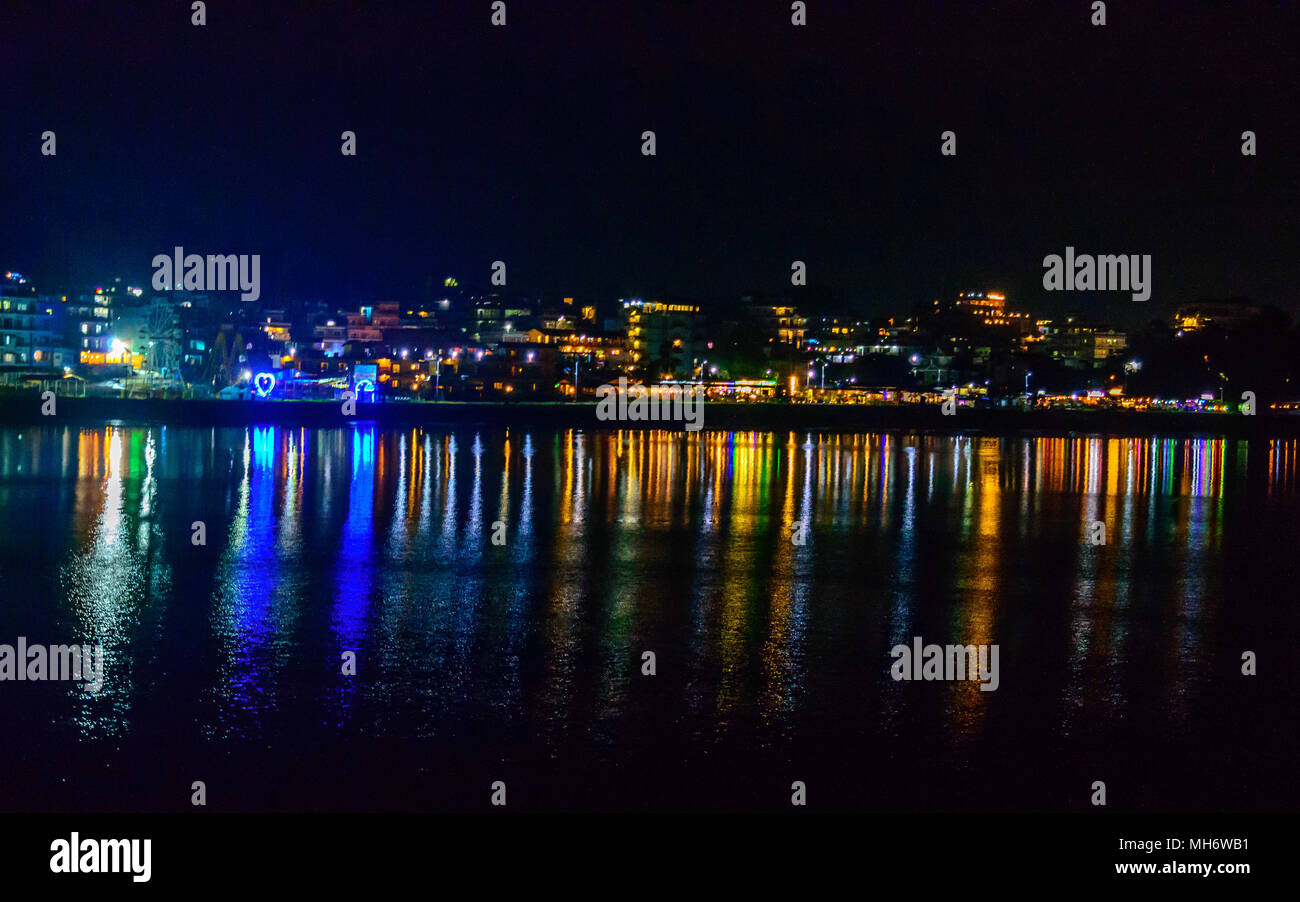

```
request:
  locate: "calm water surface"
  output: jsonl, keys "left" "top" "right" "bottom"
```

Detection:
{"left": 0, "top": 425, "right": 1295, "bottom": 810}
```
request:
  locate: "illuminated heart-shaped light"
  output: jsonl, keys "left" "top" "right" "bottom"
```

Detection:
{"left": 254, "top": 372, "right": 276, "bottom": 397}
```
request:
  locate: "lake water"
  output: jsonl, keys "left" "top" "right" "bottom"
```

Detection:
{"left": 0, "top": 425, "right": 1295, "bottom": 811}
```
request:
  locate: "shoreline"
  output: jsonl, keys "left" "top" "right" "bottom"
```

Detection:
{"left": 0, "top": 395, "right": 1291, "bottom": 437}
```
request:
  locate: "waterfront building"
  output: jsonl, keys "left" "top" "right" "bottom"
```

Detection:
{"left": 622, "top": 298, "right": 705, "bottom": 376}
{"left": 0, "top": 292, "right": 63, "bottom": 369}
{"left": 1, "top": 274, "right": 76, "bottom": 370}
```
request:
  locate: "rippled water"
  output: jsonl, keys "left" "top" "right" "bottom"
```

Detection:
{"left": 0, "top": 425, "right": 1295, "bottom": 811}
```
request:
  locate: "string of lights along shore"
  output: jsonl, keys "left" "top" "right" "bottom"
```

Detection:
{"left": 0, "top": 2, "right": 1294, "bottom": 883}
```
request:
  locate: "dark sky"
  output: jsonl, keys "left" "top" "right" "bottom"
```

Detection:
{"left": 3, "top": 0, "right": 1298, "bottom": 326}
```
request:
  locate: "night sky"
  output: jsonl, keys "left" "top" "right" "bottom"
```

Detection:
{"left": 4, "top": 0, "right": 1298, "bottom": 325}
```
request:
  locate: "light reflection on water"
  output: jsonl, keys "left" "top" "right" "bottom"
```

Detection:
{"left": 0, "top": 425, "right": 1293, "bottom": 810}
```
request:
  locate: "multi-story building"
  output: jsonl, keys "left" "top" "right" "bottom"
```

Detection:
{"left": 497, "top": 342, "right": 559, "bottom": 394}
{"left": 556, "top": 330, "right": 630, "bottom": 385}
{"left": 866, "top": 316, "right": 923, "bottom": 356}
{"left": 541, "top": 310, "right": 580, "bottom": 334}
{"left": 54, "top": 292, "right": 107, "bottom": 363}
{"left": 374, "top": 355, "right": 433, "bottom": 392}
{"left": 347, "top": 309, "right": 384, "bottom": 345}
{"left": 45, "top": 284, "right": 122, "bottom": 369}
{"left": 0, "top": 294, "right": 61, "bottom": 369}
{"left": 1093, "top": 329, "right": 1127, "bottom": 362}
{"left": 744, "top": 301, "right": 807, "bottom": 347}
{"left": 261, "top": 309, "right": 292, "bottom": 346}
{"left": 929, "top": 291, "right": 1032, "bottom": 334}
{"left": 179, "top": 302, "right": 216, "bottom": 376}
{"left": 471, "top": 295, "right": 534, "bottom": 343}
{"left": 370, "top": 302, "right": 400, "bottom": 331}
{"left": 1039, "top": 317, "right": 1127, "bottom": 368}
{"left": 0, "top": 274, "right": 76, "bottom": 370}
{"left": 313, "top": 317, "right": 348, "bottom": 356}
{"left": 622, "top": 299, "right": 705, "bottom": 376}
{"left": 806, "top": 315, "right": 869, "bottom": 359}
